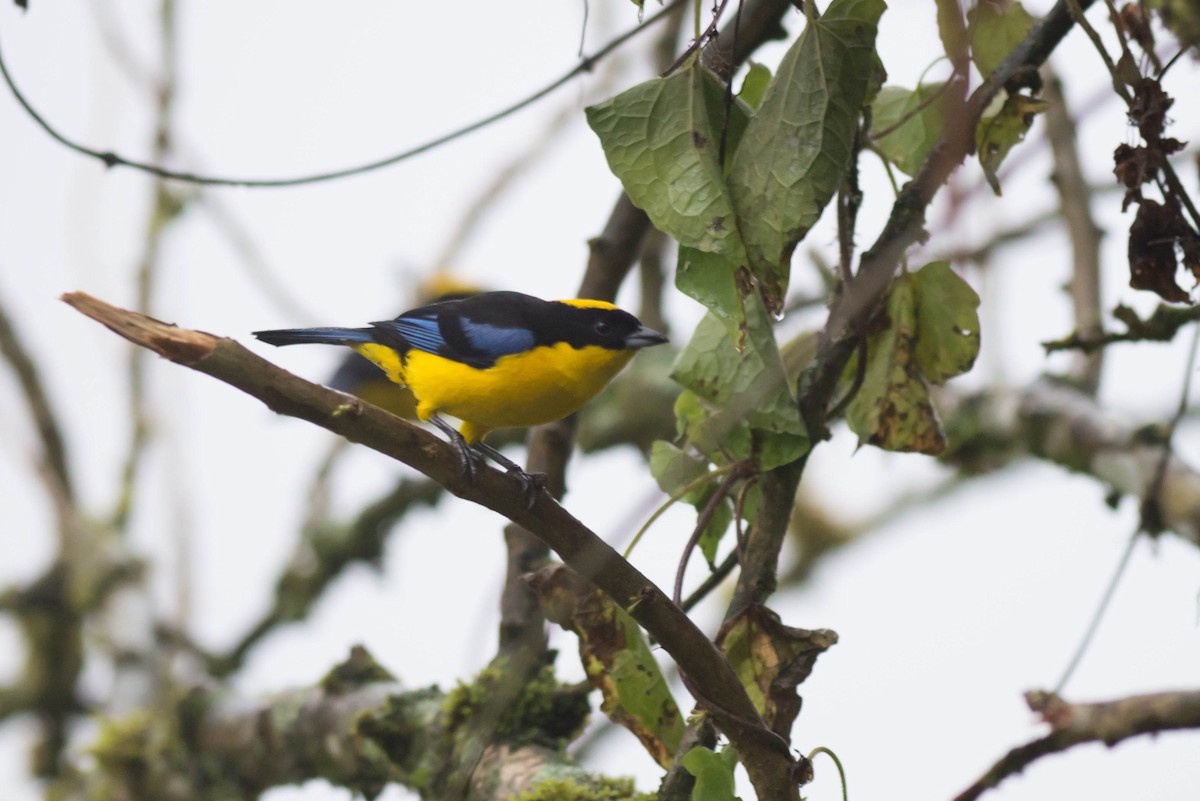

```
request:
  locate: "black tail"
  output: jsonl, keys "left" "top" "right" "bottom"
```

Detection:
{"left": 252, "top": 326, "right": 376, "bottom": 347}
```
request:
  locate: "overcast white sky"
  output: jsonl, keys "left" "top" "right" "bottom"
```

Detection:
{"left": 2, "top": 2, "right": 1200, "bottom": 800}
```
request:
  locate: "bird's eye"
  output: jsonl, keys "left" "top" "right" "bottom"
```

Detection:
{"left": 594, "top": 320, "right": 612, "bottom": 335}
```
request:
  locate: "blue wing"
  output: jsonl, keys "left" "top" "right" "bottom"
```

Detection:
{"left": 459, "top": 321, "right": 536, "bottom": 359}
{"left": 374, "top": 303, "right": 537, "bottom": 368}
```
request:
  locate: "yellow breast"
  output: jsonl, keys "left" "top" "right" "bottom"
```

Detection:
{"left": 403, "top": 344, "right": 636, "bottom": 442}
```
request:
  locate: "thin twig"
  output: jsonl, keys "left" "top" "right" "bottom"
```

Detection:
{"left": 870, "top": 76, "right": 957, "bottom": 141}
{"left": 1141, "top": 322, "right": 1200, "bottom": 533}
{"left": 662, "top": 0, "right": 732, "bottom": 76}
{"left": 1064, "top": 0, "right": 1131, "bottom": 102}
{"left": 681, "top": 548, "right": 739, "bottom": 613}
{"left": 673, "top": 465, "right": 746, "bottom": 606}
{"left": 0, "top": 1, "right": 686, "bottom": 188}
{"left": 1050, "top": 531, "right": 1140, "bottom": 694}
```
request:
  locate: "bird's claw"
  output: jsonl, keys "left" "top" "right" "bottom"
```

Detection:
{"left": 513, "top": 470, "right": 548, "bottom": 508}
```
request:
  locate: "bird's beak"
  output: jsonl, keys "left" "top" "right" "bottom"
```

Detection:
{"left": 624, "top": 325, "right": 669, "bottom": 349}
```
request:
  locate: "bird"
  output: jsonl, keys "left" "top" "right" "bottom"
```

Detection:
{"left": 253, "top": 290, "right": 668, "bottom": 500}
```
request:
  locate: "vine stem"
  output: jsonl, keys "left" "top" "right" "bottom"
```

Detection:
{"left": 808, "top": 746, "right": 848, "bottom": 801}
{"left": 623, "top": 463, "right": 738, "bottom": 559}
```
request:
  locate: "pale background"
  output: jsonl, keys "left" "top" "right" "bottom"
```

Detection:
{"left": 2, "top": 1, "right": 1200, "bottom": 800}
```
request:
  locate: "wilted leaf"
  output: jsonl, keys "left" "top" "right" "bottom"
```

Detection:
{"left": 967, "top": 0, "right": 1034, "bottom": 78}
{"left": 587, "top": 62, "right": 751, "bottom": 263}
{"left": 727, "top": 0, "right": 885, "bottom": 313}
{"left": 1128, "top": 198, "right": 1195, "bottom": 303}
{"left": 844, "top": 273, "right": 945, "bottom": 454}
{"left": 681, "top": 746, "right": 739, "bottom": 801}
{"left": 1114, "top": 143, "right": 1165, "bottom": 209}
{"left": 717, "top": 605, "right": 837, "bottom": 737}
{"left": 1129, "top": 77, "right": 1174, "bottom": 142}
{"left": 1120, "top": 3, "right": 1157, "bottom": 60}
{"left": 844, "top": 263, "right": 980, "bottom": 452}
{"left": 871, "top": 83, "right": 947, "bottom": 176}
{"left": 913, "top": 261, "right": 981, "bottom": 383}
{"left": 525, "top": 566, "right": 683, "bottom": 767}
{"left": 976, "top": 92, "right": 1047, "bottom": 194}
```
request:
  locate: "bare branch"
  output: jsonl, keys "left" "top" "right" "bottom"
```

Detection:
{"left": 954, "top": 689, "right": 1200, "bottom": 801}
{"left": 940, "top": 377, "right": 1200, "bottom": 545}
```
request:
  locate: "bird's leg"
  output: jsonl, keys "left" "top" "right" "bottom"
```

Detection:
{"left": 429, "top": 417, "right": 545, "bottom": 506}
{"left": 471, "top": 440, "right": 548, "bottom": 508}
{"left": 431, "top": 415, "right": 481, "bottom": 483}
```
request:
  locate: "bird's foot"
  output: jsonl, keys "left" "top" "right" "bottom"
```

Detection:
{"left": 471, "top": 440, "right": 547, "bottom": 509}
{"left": 431, "top": 417, "right": 546, "bottom": 507}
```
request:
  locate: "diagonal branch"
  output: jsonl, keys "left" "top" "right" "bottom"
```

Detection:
{"left": 61, "top": 292, "right": 798, "bottom": 799}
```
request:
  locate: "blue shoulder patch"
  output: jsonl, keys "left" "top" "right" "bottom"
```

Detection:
{"left": 461, "top": 321, "right": 536, "bottom": 359}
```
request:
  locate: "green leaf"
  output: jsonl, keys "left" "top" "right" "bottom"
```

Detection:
{"left": 676, "top": 245, "right": 747, "bottom": 333}
{"left": 727, "top": 0, "right": 886, "bottom": 313}
{"left": 587, "top": 62, "right": 751, "bottom": 262}
{"left": 870, "top": 83, "right": 946, "bottom": 177}
{"left": 737, "top": 62, "right": 772, "bottom": 109}
{"left": 976, "top": 92, "right": 1047, "bottom": 194}
{"left": 844, "top": 273, "right": 946, "bottom": 454}
{"left": 936, "top": 0, "right": 969, "bottom": 67}
{"left": 697, "top": 494, "right": 733, "bottom": 566}
{"left": 967, "top": 0, "right": 1034, "bottom": 78}
{"left": 671, "top": 296, "right": 808, "bottom": 469}
{"left": 672, "top": 311, "right": 742, "bottom": 404}
{"left": 675, "top": 389, "right": 753, "bottom": 465}
{"left": 682, "top": 746, "right": 739, "bottom": 801}
{"left": 912, "top": 261, "right": 980, "bottom": 383}
{"left": 650, "top": 440, "right": 711, "bottom": 503}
